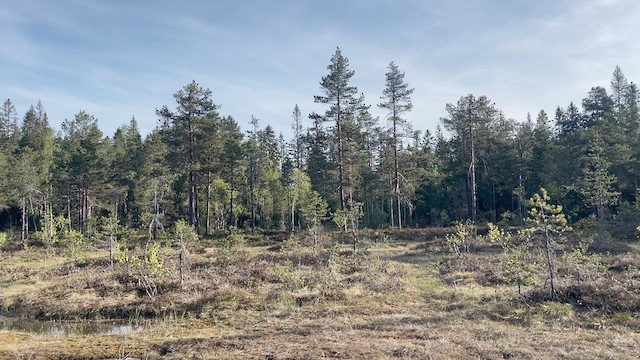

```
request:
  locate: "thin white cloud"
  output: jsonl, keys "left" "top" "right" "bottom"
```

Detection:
{"left": 2, "top": 0, "right": 640, "bottom": 140}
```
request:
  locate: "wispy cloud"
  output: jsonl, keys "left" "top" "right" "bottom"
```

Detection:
{"left": 2, "top": 0, "right": 639, "bottom": 138}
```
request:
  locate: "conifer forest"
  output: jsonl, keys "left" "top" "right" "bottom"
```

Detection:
{"left": 1, "top": 48, "right": 640, "bottom": 359}
{"left": 3, "top": 50, "right": 639, "bottom": 236}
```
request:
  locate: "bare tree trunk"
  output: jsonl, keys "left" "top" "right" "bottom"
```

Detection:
{"left": 250, "top": 157, "right": 256, "bottom": 232}
{"left": 20, "top": 197, "right": 27, "bottom": 245}
{"left": 109, "top": 202, "right": 117, "bottom": 268}
{"left": 289, "top": 188, "right": 295, "bottom": 232}
{"left": 396, "top": 194, "right": 402, "bottom": 229}
{"left": 337, "top": 96, "right": 346, "bottom": 211}
{"left": 542, "top": 208, "right": 556, "bottom": 298}
{"left": 469, "top": 131, "right": 477, "bottom": 225}
{"left": 206, "top": 172, "right": 211, "bottom": 235}
{"left": 152, "top": 180, "right": 159, "bottom": 241}
{"left": 67, "top": 191, "right": 72, "bottom": 231}
{"left": 389, "top": 197, "right": 394, "bottom": 228}
{"left": 229, "top": 175, "right": 236, "bottom": 228}
{"left": 393, "top": 112, "right": 402, "bottom": 229}
{"left": 179, "top": 241, "right": 185, "bottom": 286}
{"left": 29, "top": 199, "right": 38, "bottom": 233}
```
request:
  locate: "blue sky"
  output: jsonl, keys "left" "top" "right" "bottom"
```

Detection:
{"left": 2, "top": 0, "right": 639, "bottom": 138}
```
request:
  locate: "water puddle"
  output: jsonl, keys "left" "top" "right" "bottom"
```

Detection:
{"left": 0, "top": 317, "right": 147, "bottom": 336}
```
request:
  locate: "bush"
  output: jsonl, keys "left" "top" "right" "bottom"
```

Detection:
{"left": 219, "top": 230, "right": 245, "bottom": 259}
{"left": 115, "top": 241, "right": 171, "bottom": 297}
{"left": 609, "top": 202, "right": 640, "bottom": 241}
{"left": 446, "top": 220, "right": 476, "bottom": 256}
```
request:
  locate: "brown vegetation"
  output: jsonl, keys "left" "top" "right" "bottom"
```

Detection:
{"left": 0, "top": 229, "right": 639, "bottom": 359}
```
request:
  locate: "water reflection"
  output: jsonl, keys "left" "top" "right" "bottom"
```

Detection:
{"left": 0, "top": 317, "right": 146, "bottom": 336}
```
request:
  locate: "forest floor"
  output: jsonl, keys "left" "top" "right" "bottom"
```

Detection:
{"left": 1, "top": 228, "right": 640, "bottom": 359}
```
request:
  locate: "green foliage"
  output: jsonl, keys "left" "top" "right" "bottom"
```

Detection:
{"left": 562, "top": 240, "right": 604, "bottom": 283}
{"left": 61, "top": 230, "right": 87, "bottom": 262}
{"left": 332, "top": 201, "right": 363, "bottom": 230}
{"left": 272, "top": 263, "right": 305, "bottom": 290}
{"left": 173, "top": 219, "right": 197, "bottom": 284}
{"left": 0, "top": 232, "right": 7, "bottom": 250}
{"left": 280, "top": 234, "right": 302, "bottom": 252}
{"left": 333, "top": 200, "right": 364, "bottom": 251}
{"left": 579, "top": 132, "right": 620, "bottom": 221}
{"left": 173, "top": 220, "right": 197, "bottom": 248}
{"left": 3, "top": 65, "right": 640, "bottom": 237}
{"left": 524, "top": 188, "right": 571, "bottom": 237}
{"left": 446, "top": 220, "right": 475, "bottom": 256}
{"left": 486, "top": 222, "right": 510, "bottom": 250}
{"left": 219, "top": 229, "right": 245, "bottom": 259}
{"left": 115, "top": 241, "right": 169, "bottom": 297}
{"left": 504, "top": 238, "right": 537, "bottom": 294}
{"left": 481, "top": 222, "right": 536, "bottom": 293}
{"left": 524, "top": 188, "right": 571, "bottom": 297}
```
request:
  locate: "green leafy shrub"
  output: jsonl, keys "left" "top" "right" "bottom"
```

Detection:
{"left": 446, "top": 220, "right": 475, "bottom": 256}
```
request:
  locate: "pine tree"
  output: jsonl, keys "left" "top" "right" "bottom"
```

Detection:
{"left": 140, "top": 128, "right": 173, "bottom": 240}
{"left": 441, "top": 94, "right": 498, "bottom": 224}
{"left": 305, "top": 114, "right": 334, "bottom": 208}
{"left": 220, "top": 116, "right": 245, "bottom": 228}
{"left": 58, "top": 111, "right": 107, "bottom": 235}
{"left": 314, "top": 47, "right": 359, "bottom": 210}
{"left": 525, "top": 188, "right": 570, "bottom": 298}
{"left": 378, "top": 62, "right": 414, "bottom": 228}
{"left": 157, "top": 81, "right": 220, "bottom": 232}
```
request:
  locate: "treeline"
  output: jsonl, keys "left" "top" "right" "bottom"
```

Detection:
{"left": 0, "top": 48, "right": 638, "bottom": 242}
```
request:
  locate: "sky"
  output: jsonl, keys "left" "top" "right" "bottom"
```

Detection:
{"left": 1, "top": 0, "right": 639, "bottom": 138}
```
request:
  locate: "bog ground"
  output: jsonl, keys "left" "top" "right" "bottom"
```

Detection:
{"left": 1, "top": 229, "right": 639, "bottom": 359}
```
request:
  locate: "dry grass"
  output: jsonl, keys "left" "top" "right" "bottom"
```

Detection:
{"left": 0, "top": 230, "right": 639, "bottom": 359}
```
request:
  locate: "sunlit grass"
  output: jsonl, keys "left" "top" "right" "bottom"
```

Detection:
{"left": 1, "top": 231, "right": 640, "bottom": 359}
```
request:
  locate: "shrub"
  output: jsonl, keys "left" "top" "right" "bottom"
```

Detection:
{"left": 446, "top": 220, "right": 475, "bottom": 256}
{"left": 219, "top": 230, "right": 245, "bottom": 259}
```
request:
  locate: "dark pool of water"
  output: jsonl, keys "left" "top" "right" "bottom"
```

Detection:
{"left": 0, "top": 316, "right": 147, "bottom": 336}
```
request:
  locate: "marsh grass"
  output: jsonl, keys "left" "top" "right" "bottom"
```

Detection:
{"left": 0, "top": 229, "right": 639, "bottom": 359}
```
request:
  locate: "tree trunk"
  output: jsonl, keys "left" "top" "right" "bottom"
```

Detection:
{"left": 389, "top": 197, "right": 394, "bottom": 228}
{"left": 206, "top": 172, "right": 211, "bottom": 235}
{"left": 393, "top": 109, "right": 402, "bottom": 229}
{"left": 67, "top": 191, "right": 72, "bottom": 231}
{"left": 250, "top": 156, "right": 256, "bottom": 232}
{"left": 179, "top": 242, "right": 185, "bottom": 286}
{"left": 229, "top": 174, "right": 236, "bottom": 228}
{"left": 109, "top": 202, "right": 116, "bottom": 269}
{"left": 29, "top": 199, "right": 38, "bottom": 233}
{"left": 152, "top": 180, "right": 159, "bottom": 241}
{"left": 469, "top": 130, "right": 477, "bottom": 225}
{"left": 20, "top": 197, "right": 27, "bottom": 245}
{"left": 542, "top": 208, "right": 556, "bottom": 298}
{"left": 188, "top": 169, "right": 197, "bottom": 229}
{"left": 337, "top": 96, "right": 346, "bottom": 211}
{"left": 289, "top": 187, "right": 295, "bottom": 232}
